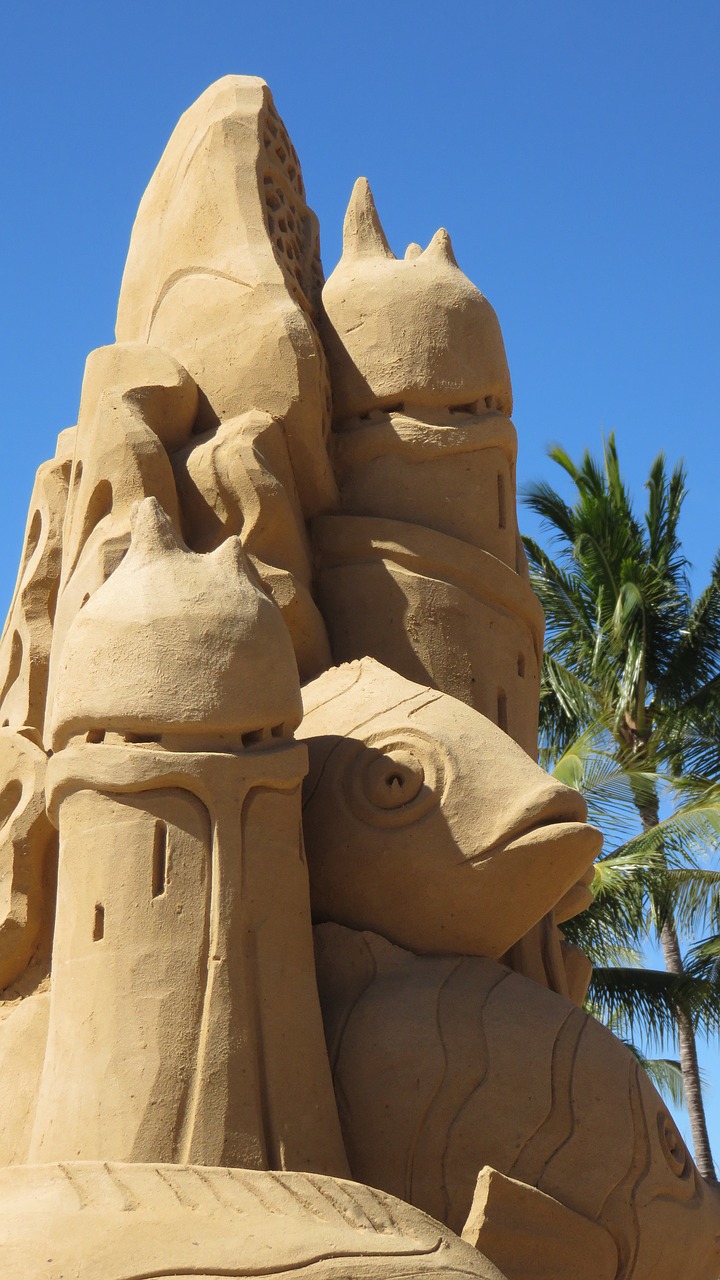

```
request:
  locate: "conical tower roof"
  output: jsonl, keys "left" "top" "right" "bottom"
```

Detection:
{"left": 321, "top": 179, "right": 512, "bottom": 424}
{"left": 50, "top": 499, "right": 302, "bottom": 750}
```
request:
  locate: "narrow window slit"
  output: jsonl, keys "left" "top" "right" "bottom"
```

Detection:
{"left": 497, "top": 691, "right": 508, "bottom": 733}
{"left": 517, "top": 653, "right": 526, "bottom": 678}
{"left": 497, "top": 473, "right": 507, "bottom": 530}
{"left": 152, "top": 822, "right": 167, "bottom": 899}
{"left": 93, "top": 903, "right": 105, "bottom": 941}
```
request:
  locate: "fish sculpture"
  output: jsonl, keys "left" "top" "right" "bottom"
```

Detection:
{"left": 299, "top": 658, "right": 601, "bottom": 963}
{"left": 299, "top": 660, "right": 720, "bottom": 1280}
{"left": 313, "top": 922, "right": 720, "bottom": 1280}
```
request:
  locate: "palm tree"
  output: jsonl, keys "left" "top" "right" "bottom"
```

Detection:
{"left": 523, "top": 434, "right": 720, "bottom": 1181}
{"left": 551, "top": 726, "right": 720, "bottom": 1111}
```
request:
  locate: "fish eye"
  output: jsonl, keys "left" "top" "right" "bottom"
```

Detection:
{"left": 343, "top": 730, "right": 445, "bottom": 828}
{"left": 657, "top": 1111, "right": 690, "bottom": 1178}
{"left": 363, "top": 750, "right": 425, "bottom": 809}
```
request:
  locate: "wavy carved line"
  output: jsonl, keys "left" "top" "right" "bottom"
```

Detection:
{"left": 329, "top": 932, "right": 377, "bottom": 1077}
{"left": 534, "top": 1016, "right": 590, "bottom": 1184}
{"left": 575, "top": 1050, "right": 634, "bottom": 1229}
{"left": 598, "top": 1061, "right": 652, "bottom": 1280}
{"left": 112, "top": 1237, "right": 447, "bottom": 1280}
{"left": 437, "top": 967, "right": 512, "bottom": 1220}
{"left": 506, "top": 1006, "right": 584, "bottom": 1186}
{"left": 405, "top": 957, "right": 464, "bottom": 1211}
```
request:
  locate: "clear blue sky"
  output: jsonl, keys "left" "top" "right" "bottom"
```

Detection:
{"left": 1, "top": 1, "right": 718, "bottom": 1159}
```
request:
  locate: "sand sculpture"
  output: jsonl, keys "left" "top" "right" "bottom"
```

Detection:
{"left": 0, "top": 75, "right": 716, "bottom": 1280}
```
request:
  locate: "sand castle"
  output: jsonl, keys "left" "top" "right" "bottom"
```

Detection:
{"left": 0, "top": 76, "right": 717, "bottom": 1280}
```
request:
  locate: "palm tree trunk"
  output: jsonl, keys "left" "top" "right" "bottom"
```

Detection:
{"left": 638, "top": 794, "right": 718, "bottom": 1183}
{"left": 658, "top": 920, "right": 717, "bottom": 1182}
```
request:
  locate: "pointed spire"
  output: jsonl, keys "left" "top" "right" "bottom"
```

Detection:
{"left": 341, "top": 178, "right": 395, "bottom": 261}
{"left": 421, "top": 228, "right": 458, "bottom": 267}
{"left": 404, "top": 242, "right": 422, "bottom": 260}
{"left": 129, "top": 496, "right": 185, "bottom": 563}
{"left": 211, "top": 531, "right": 264, "bottom": 594}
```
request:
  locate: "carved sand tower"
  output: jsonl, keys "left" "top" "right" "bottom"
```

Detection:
{"left": 115, "top": 76, "right": 336, "bottom": 684}
{"left": 318, "top": 179, "right": 542, "bottom": 756}
{"left": 0, "top": 74, "right": 717, "bottom": 1280}
{"left": 32, "top": 499, "right": 345, "bottom": 1173}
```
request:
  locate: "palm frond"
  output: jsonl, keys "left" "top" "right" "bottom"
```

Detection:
{"left": 685, "top": 934, "right": 720, "bottom": 982}
{"left": 521, "top": 480, "right": 576, "bottom": 546}
{"left": 612, "top": 791, "right": 720, "bottom": 869}
{"left": 551, "top": 728, "right": 657, "bottom": 839}
{"left": 587, "top": 966, "right": 720, "bottom": 1047}
{"left": 654, "top": 576, "right": 720, "bottom": 713}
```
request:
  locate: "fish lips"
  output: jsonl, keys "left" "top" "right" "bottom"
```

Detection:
{"left": 460, "top": 820, "right": 603, "bottom": 956}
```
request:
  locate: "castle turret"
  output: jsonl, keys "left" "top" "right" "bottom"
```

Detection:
{"left": 30, "top": 499, "right": 346, "bottom": 1177}
{"left": 321, "top": 178, "right": 512, "bottom": 422}
{"left": 316, "top": 181, "right": 542, "bottom": 757}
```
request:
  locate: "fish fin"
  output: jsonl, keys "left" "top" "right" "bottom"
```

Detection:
{"left": 462, "top": 1166, "right": 617, "bottom": 1280}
